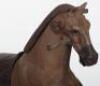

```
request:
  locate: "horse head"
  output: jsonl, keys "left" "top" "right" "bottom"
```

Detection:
{"left": 51, "top": 2, "right": 98, "bottom": 66}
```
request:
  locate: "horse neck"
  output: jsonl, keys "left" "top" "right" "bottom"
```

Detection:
{"left": 27, "top": 24, "right": 72, "bottom": 70}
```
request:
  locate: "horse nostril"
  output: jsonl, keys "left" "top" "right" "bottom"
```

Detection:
{"left": 90, "top": 44, "right": 98, "bottom": 60}
{"left": 95, "top": 52, "right": 98, "bottom": 59}
{"left": 92, "top": 52, "right": 98, "bottom": 61}
{"left": 95, "top": 53, "right": 98, "bottom": 62}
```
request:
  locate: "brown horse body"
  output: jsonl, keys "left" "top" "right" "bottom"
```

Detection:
{"left": 11, "top": 4, "right": 83, "bottom": 86}
{"left": 0, "top": 3, "right": 98, "bottom": 86}
{"left": 11, "top": 24, "right": 81, "bottom": 86}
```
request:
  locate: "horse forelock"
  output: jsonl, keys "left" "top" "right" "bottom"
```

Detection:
{"left": 24, "top": 4, "right": 75, "bottom": 53}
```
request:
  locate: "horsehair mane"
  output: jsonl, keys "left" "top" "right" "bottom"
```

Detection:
{"left": 24, "top": 4, "right": 75, "bottom": 53}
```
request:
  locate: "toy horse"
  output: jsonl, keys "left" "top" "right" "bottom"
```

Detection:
{"left": 0, "top": 2, "right": 98, "bottom": 86}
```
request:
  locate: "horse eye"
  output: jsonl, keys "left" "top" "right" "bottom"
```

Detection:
{"left": 72, "top": 30, "right": 79, "bottom": 33}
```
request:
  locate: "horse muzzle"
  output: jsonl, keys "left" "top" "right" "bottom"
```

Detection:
{"left": 79, "top": 44, "right": 98, "bottom": 66}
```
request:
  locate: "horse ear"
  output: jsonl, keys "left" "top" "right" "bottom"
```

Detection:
{"left": 79, "top": 2, "right": 87, "bottom": 10}
{"left": 73, "top": 2, "right": 88, "bottom": 14}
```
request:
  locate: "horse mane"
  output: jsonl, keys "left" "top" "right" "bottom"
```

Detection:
{"left": 24, "top": 4, "right": 74, "bottom": 53}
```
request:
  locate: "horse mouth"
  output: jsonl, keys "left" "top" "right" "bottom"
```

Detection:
{"left": 78, "top": 44, "right": 98, "bottom": 66}
{"left": 80, "top": 56, "right": 98, "bottom": 66}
